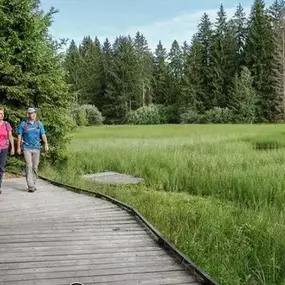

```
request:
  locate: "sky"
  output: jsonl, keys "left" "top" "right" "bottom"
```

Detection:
{"left": 40, "top": 0, "right": 272, "bottom": 51}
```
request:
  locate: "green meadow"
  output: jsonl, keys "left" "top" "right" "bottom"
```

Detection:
{"left": 43, "top": 124, "right": 285, "bottom": 285}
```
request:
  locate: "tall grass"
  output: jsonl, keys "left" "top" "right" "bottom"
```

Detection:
{"left": 65, "top": 124, "right": 285, "bottom": 209}
{"left": 43, "top": 124, "right": 285, "bottom": 285}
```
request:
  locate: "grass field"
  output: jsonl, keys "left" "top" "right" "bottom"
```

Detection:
{"left": 43, "top": 124, "right": 285, "bottom": 285}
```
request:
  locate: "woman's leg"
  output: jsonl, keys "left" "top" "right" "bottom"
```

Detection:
{"left": 0, "top": 149, "right": 8, "bottom": 193}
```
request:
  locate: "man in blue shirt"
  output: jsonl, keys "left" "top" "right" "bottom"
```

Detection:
{"left": 17, "top": 108, "right": 49, "bottom": 192}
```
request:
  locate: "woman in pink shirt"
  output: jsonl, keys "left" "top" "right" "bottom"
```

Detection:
{"left": 0, "top": 107, "right": 15, "bottom": 194}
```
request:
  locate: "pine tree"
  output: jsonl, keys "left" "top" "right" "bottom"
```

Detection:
{"left": 134, "top": 31, "right": 153, "bottom": 106}
{"left": 0, "top": 0, "right": 71, "bottom": 160}
{"left": 230, "top": 67, "right": 257, "bottom": 123}
{"left": 168, "top": 40, "right": 183, "bottom": 105}
{"left": 194, "top": 13, "right": 214, "bottom": 110}
{"left": 77, "top": 36, "right": 104, "bottom": 106}
{"left": 210, "top": 5, "right": 227, "bottom": 108}
{"left": 268, "top": 0, "right": 285, "bottom": 120}
{"left": 181, "top": 38, "right": 203, "bottom": 111}
{"left": 245, "top": 0, "right": 278, "bottom": 122}
{"left": 99, "top": 38, "right": 113, "bottom": 120}
{"left": 104, "top": 36, "right": 140, "bottom": 123}
{"left": 153, "top": 41, "right": 169, "bottom": 105}
{"left": 64, "top": 40, "right": 81, "bottom": 104}
{"left": 210, "top": 5, "right": 237, "bottom": 109}
{"left": 232, "top": 3, "right": 247, "bottom": 70}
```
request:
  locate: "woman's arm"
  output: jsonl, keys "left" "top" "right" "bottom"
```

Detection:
{"left": 8, "top": 131, "right": 14, "bottom": 155}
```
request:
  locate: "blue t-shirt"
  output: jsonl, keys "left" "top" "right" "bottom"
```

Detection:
{"left": 18, "top": 120, "right": 46, "bottom": 150}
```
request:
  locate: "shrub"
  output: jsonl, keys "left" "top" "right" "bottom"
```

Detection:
{"left": 180, "top": 107, "right": 233, "bottom": 124}
{"left": 163, "top": 105, "right": 180, "bottom": 123}
{"left": 81, "top": 104, "right": 104, "bottom": 125}
{"left": 75, "top": 107, "right": 87, "bottom": 126}
{"left": 73, "top": 105, "right": 104, "bottom": 126}
{"left": 127, "top": 104, "right": 164, "bottom": 125}
{"left": 204, "top": 107, "right": 233, "bottom": 123}
{"left": 180, "top": 110, "right": 203, "bottom": 124}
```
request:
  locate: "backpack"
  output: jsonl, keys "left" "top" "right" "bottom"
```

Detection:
{"left": 4, "top": 121, "right": 11, "bottom": 149}
{"left": 23, "top": 119, "right": 40, "bottom": 133}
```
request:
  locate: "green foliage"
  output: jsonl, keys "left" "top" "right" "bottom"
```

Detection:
{"left": 81, "top": 104, "right": 104, "bottom": 125}
{"left": 153, "top": 41, "right": 169, "bottom": 105}
{"left": 126, "top": 104, "right": 164, "bottom": 125}
{"left": 72, "top": 106, "right": 87, "bottom": 126}
{"left": 180, "top": 110, "right": 204, "bottom": 124}
{"left": 0, "top": 0, "right": 71, "bottom": 162}
{"left": 245, "top": 0, "right": 278, "bottom": 122}
{"left": 181, "top": 107, "right": 233, "bottom": 124}
{"left": 230, "top": 66, "right": 257, "bottom": 123}
{"left": 204, "top": 107, "right": 233, "bottom": 123}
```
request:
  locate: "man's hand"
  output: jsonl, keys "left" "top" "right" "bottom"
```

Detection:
{"left": 17, "top": 148, "right": 21, "bottom": 155}
{"left": 44, "top": 144, "right": 49, "bottom": 152}
{"left": 10, "top": 149, "right": 15, "bottom": 155}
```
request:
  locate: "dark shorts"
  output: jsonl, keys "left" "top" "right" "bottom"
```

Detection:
{"left": 0, "top": 148, "right": 8, "bottom": 187}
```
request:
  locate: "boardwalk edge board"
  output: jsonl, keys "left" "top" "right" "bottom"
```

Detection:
{"left": 9, "top": 172, "right": 219, "bottom": 285}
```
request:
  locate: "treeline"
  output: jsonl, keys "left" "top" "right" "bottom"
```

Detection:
{"left": 64, "top": 0, "right": 285, "bottom": 124}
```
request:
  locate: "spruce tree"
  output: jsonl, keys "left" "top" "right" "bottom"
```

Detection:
{"left": 153, "top": 41, "right": 169, "bottom": 105}
{"left": 181, "top": 38, "right": 203, "bottom": 111}
{"left": 268, "top": 0, "right": 285, "bottom": 120}
{"left": 64, "top": 40, "right": 81, "bottom": 104}
{"left": 230, "top": 67, "right": 257, "bottom": 123}
{"left": 77, "top": 36, "right": 103, "bottom": 105}
{"left": 245, "top": 0, "right": 278, "bottom": 122}
{"left": 134, "top": 32, "right": 153, "bottom": 106}
{"left": 0, "top": 0, "right": 71, "bottom": 160}
{"left": 104, "top": 36, "right": 140, "bottom": 123}
{"left": 232, "top": 3, "right": 247, "bottom": 70}
{"left": 195, "top": 13, "right": 214, "bottom": 110}
{"left": 168, "top": 40, "right": 183, "bottom": 105}
{"left": 210, "top": 5, "right": 237, "bottom": 109}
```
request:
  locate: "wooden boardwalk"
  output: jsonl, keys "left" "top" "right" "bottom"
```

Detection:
{"left": 0, "top": 178, "right": 203, "bottom": 285}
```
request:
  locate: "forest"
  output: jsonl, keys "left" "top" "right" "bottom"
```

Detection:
{"left": 64, "top": 0, "right": 285, "bottom": 125}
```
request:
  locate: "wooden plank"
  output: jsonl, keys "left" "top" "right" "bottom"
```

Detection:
{"left": 0, "top": 271, "right": 194, "bottom": 285}
{"left": 0, "top": 255, "right": 174, "bottom": 271}
{"left": 0, "top": 259, "right": 178, "bottom": 276}
{"left": 1, "top": 269, "right": 194, "bottom": 283}
{"left": 0, "top": 249, "right": 166, "bottom": 264}
{"left": 0, "top": 178, "right": 202, "bottom": 284}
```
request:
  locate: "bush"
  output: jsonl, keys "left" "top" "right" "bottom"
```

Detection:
{"left": 180, "top": 107, "right": 233, "bottom": 124}
{"left": 74, "top": 107, "right": 87, "bottom": 126}
{"left": 204, "top": 107, "right": 233, "bottom": 123}
{"left": 73, "top": 105, "right": 104, "bottom": 126}
{"left": 81, "top": 104, "right": 104, "bottom": 125}
{"left": 163, "top": 105, "right": 180, "bottom": 123}
{"left": 127, "top": 104, "right": 164, "bottom": 125}
{"left": 180, "top": 110, "right": 204, "bottom": 124}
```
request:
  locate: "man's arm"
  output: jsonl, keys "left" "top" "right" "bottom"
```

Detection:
{"left": 40, "top": 122, "right": 49, "bottom": 151}
{"left": 17, "top": 122, "right": 23, "bottom": 155}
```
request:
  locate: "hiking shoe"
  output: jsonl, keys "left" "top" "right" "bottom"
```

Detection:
{"left": 0, "top": 189, "right": 2, "bottom": 194}
{"left": 28, "top": 187, "right": 36, "bottom": 193}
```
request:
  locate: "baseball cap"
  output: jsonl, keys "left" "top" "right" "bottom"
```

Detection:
{"left": 27, "top": 107, "right": 36, "bottom": 114}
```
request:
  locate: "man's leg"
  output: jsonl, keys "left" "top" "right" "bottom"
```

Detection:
{"left": 31, "top": 149, "right": 40, "bottom": 188}
{"left": 0, "top": 149, "right": 8, "bottom": 193}
{"left": 23, "top": 150, "right": 34, "bottom": 191}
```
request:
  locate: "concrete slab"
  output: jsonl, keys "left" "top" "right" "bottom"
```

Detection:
{"left": 83, "top": 171, "right": 144, "bottom": 185}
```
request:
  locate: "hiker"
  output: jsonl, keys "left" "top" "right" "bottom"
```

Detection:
{"left": 17, "top": 108, "right": 49, "bottom": 192}
{"left": 0, "top": 107, "right": 15, "bottom": 194}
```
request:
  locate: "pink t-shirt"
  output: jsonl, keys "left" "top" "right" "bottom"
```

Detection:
{"left": 0, "top": 122, "right": 12, "bottom": 150}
